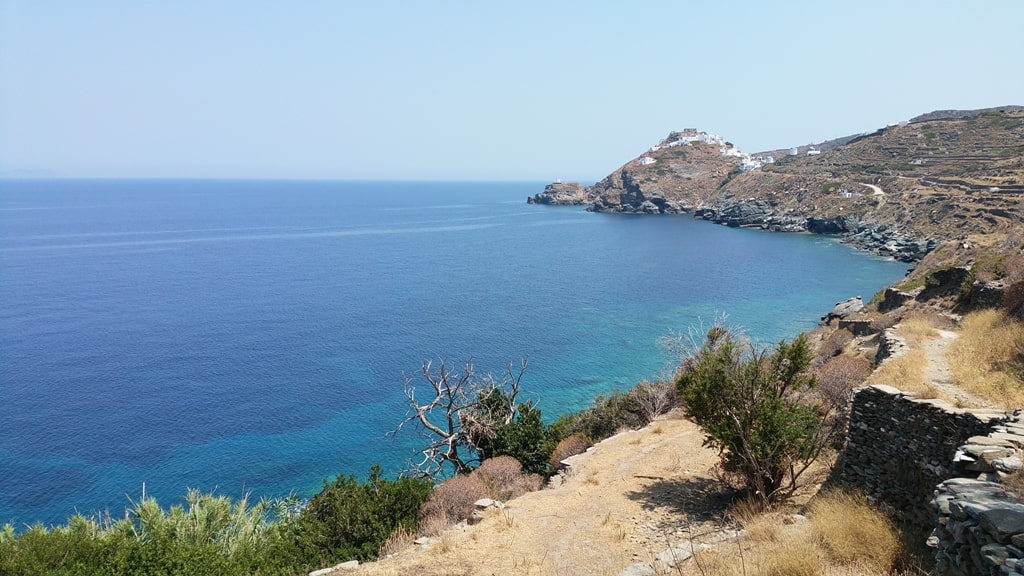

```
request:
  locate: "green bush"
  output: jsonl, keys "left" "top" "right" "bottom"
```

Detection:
{"left": 291, "top": 465, "right": 433, "bottom": 564}
{"left": 676, "top": 327, "right": 832, "bottom": 504}
{"left": 479, "top": 399, "right": 549, "bottom": 475}
{"left": 0, "top": 468, "right": 431, "bottom": 575}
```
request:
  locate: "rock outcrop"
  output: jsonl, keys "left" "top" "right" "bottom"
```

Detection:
{"left": 527, "top": 182, "right": 592, "bottom": 205}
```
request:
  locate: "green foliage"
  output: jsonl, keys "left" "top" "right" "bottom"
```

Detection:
{"left": 821, "top": 181, "right": 840, "bottom": 194}
{"left": 291, "top": 465, "right": 432, "bottom": 563}
{"left": 0, "top": 469, "right": 431, "bottom": 575}
{"left": 479, "top": 398, "right": 550, "bottom": 475}
{"left": 543, "top": 379, "right": 676, "bottom": 449}
{"left": 675, "top": 327, "right": 831, "bottom": 503}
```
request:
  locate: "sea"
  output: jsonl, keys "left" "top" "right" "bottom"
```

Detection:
{"left": 0, "top": 179, "right": 909, "bottom": 527}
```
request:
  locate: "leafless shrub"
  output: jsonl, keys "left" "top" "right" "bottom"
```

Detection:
{"left": 630, "top": 379, "right": 679, "bottom": 421}
{"left": 815, "top": 328, "right": 853, "bottom": 365}
{"left": 1006, "top": 281, "right": 1024, "bottom": 319}
{"left": 474, "top": 456, "right": 539, "bottom": 501}
{"left": 816, "top": 355, "right": 873, "bottom": 407}
{"left": 393, "top": 358, "right": 527, "bottom": 477}
{"left": 419, "top": 473, "right": 486, "bottom": 531}
{"left": 548, "top": 434, "right": 590, "bottom": 470}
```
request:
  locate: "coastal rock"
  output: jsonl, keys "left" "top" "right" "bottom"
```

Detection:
{"left": 822, "top": 296, "right": 864, "bottom": 323}
{"left": 528, "top": 182, "right": 592, "bottom": 205}
{"left": 807, "top": 215, "right": 853, "bottom": 234}
{"left": 715, "top": 200, "right": 774, "bottom": 228}
{"left": 878, "top": 287, "right": 917, "bottom": 313}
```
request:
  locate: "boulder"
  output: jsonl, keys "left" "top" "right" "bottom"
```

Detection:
{"left": 878, "top": 287, "right": 917, "bottom": 312}
{"left": 822, "top": 296, "right": 864, "bottom": 323}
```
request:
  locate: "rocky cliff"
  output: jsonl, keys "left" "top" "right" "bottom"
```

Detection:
{"left": 529, "top": 106, "right": 1024, "bottom": 264}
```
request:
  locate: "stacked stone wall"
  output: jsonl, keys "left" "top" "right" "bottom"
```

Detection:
{"left": 932, "top": 419, "right": 1024, "bottom": 575}
{"left": 837, "top": 385, "right": 1001, "bottom": 536}
{"left": 837, "top": 384, "right": 1024, "bottom": 574}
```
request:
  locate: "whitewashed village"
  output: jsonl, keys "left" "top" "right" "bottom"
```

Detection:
{"left": 638, "top": 128, "right": 823, "bottom": 172}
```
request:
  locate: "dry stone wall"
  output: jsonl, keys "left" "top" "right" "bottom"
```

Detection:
{"left": 838, "top": 385, "right": 1024, "bottom": 574}
{"left": 837, "top": 385, "right": 1002, "bottom": 536}
{"left": 932, "top": 416, "right": 1024, "bottom": 575}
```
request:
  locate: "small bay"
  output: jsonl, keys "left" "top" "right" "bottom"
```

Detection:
{"left": 0, "top": 179, "right": 907, "bottom": 526}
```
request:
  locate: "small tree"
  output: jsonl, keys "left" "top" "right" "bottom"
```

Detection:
{"left": 392, "top": 358, "right": 529, "bottom": 478}
{"left": 675, "top": 326, "right": 836, "bottom": 504}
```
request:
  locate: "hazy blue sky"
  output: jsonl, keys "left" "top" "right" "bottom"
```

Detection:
{"left": 2, "top": 1, "right": 1022, "bottom": 180}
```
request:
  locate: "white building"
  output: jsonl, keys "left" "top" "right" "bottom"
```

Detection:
{"left": 639, "top": 156, "right": 656, "bottom": 165}
{"left": 789, "top": 147, "right": 799, "bottom": 156}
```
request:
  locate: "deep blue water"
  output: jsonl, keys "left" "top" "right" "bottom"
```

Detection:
{"left": 0, "top": 179, "right": 908, "bottom": 527}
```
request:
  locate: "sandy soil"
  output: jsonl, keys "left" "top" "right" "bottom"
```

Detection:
{"left": 337, "top": 416, "right": 727, "bottom": 576}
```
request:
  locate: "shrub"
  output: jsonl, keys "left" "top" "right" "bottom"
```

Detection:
{"left": 675, "top": 327, "right": 834, "bottom": 504}
{"left": 419, "top": 473, "right": 487, "bottom": 531}
{"left": 474, "top": 456, "right": 541, "bottom": 501}
{"left": 815, "top": 328, "right": 853, "bottom": 364}
{"left": 479, "top": 400, "right": 550, "bottom": 476}
{"left": 630, "top": 379, "right": 679, "bottom": 421}
{"left": 294, "top": 465, "right": 433, "bottom": 563}
{"left": 815, "top": 355, "right": 873, "bottom": 410}
{"left": 549, "top": 434, "right": 590, "bottom": 470}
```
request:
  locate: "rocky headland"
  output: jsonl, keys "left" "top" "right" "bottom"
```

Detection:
{"left": 529, "top": 106, "right": 1024, "bottom": 265}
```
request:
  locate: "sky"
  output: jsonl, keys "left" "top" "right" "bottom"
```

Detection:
{"left": 1, "top": 1, "right": 1022, "bottom": 181}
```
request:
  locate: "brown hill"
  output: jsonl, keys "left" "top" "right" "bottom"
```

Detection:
{"left": 530, "top": 106, "right": 1024, "bottom": 265}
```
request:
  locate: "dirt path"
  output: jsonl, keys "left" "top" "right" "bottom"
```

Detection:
{"left": 859, "top": 182, "right": 885, "bottom": 196}
{"left": 923, "top": 329, "right": 996, "bottom": 409}
{"left": 343, "top": 416, "right": 727, "bottom": 576}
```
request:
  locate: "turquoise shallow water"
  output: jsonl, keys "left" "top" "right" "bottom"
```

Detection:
{"left": 0, "top": 179, "right": 909, "bottom": 526}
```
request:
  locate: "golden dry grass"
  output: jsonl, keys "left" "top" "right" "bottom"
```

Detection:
{"left": 948, "top": 309, "right": 1024, "bottom": 408}
{"left": 867, "top": 348, "right": 938, "bottom": 398}
{"left": 678, "top": 529, "right": 822, "bottom": 576}
{"left": 896, "top": 316, "right": 938, "bottom": 346}
{"left": 808, "top": 490, "right": 901, "bottom": 574}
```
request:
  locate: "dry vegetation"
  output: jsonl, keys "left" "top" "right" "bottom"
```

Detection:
{"left": 867, "top": 348, "right": 935, "bottom": 398}
{"left": 341, "top": 304, "right": 1024, "bottom": 576}
{"left": 671, "top": 491, "right": 903, "bottom": 576}
{"left": 948, "top": 309, "right": 1024, "bottom": 408}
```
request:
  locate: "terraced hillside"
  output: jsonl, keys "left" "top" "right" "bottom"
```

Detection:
{"left": 717, "top": 106, "right": 1024, "bottom": 258}
{"left": 530, "top": 106, "right": 1024, "bottom": 264}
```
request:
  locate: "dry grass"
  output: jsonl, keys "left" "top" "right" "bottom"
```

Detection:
{"left": 679, "top": 531, "right": 822, "bottom": 576}
{"left": 897, "top": 316, "right": 938, "bottom": 346}
{"left": 948, "top": 309, "right": 1024, "bottom": 408}
{"left": 808, "top": 490, "right": 901, "bottom": 574}
{"left": 378, "top": 525, "right": 415, "bottom": 557}
{"left": 754, "top": 534, "right": 824, "bottom": 576}
{"left": 867, "top": 348, "right": 937, "bottom": 398}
